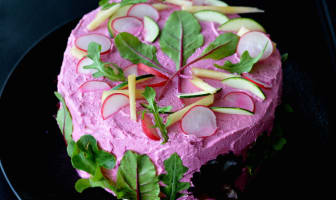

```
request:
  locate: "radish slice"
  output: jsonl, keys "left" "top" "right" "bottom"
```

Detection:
{"left": 127, "top": 3, "right": 160, "bottom": 21}
{"left": 76, "top": 57, "right": 97, "bottom": 74}
{"left": 111, "top": 16, "right": 143, "bottom": 36}
{"left": 101, "top": 93, "right": 129, "bottom": 120}
{"left": 124, "top": 64, "right": 138, "bottom": 77}
{"left": 79, "top": 81, "right": 112, "bottom": 92}
{"left": 75, "top": 33, "right": 112, "bottom": 54}
{"left": 181, "top": 105, "right": 217, "bottom": 137}
{"left": 221, "top": 92, "right": 255, "bottom": 112}
{"left": 242, "top": 73, "right": 272, "bottom": 89}
{"left": 237, "top": 31, "right": 273, "bottom": 60}
{"left": 141, "top": 113, "right": 161, "bottom": 141}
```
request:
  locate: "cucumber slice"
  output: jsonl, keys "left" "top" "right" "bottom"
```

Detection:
{"left": 222, "top": 77, "right": 265, "bottom": 100}
{"left": 211, "top": 107, "right": 253, "bottom": 115}
{"left": 194, "top": 10, "right": 229, "bottom": 24}
{"left": 111, "top": 74, "right": 154, "bottom": 90}
{"left": 143, "top": 16, "right": 160, "bottom": 43}
{"left": 219, "top": 18, "right": 265, "bottom": 33}
{"left": 178, "top": 88, "right": 222, "bottom": 98}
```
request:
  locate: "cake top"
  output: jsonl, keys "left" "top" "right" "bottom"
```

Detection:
{"left": 55, "top": 0, "right": 283, "bottom": 199}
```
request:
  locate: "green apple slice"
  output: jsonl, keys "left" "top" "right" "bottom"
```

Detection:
{"left": 211, "top": 107, "right": 254, "bottom": 115}
{"left": 143, "top": 16, "right": 160, "bottom": 43}
{"left": 222, "top": 77, "right": 265, "bottom": 100}
{"left": 194, "top": 10, "right": 229, "bottom": 24}
{"left": 87, "top": 4, "right": 120, "bottom": 31}
{"left": 219, "top": 18, "right": 266, "bottom": 33}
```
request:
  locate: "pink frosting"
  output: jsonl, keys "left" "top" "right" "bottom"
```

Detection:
{"left": 57, "top": 1, "right": 282, "bottom": 199}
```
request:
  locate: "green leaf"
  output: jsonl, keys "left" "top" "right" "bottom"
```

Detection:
{"left": 85, "top": 42, "right": 125, "bottom": 81}
{"left": 160, "top": 153, "right": 190, "bottom": 200}
{"left": 142, "top": 87, "right": 171, "bottom": 143}
{"left": 54, "top": 92, "right": 73, "bottom": 144}
{"left": 281, "top": 53, "right": 288, "bottom": 62}
{"left": 215, "top": 43, "right": 268, "bottom": 74}
{"left": 120, "top": 0, "right": 148, "bottom": 7}
{"left": 75, "top": 168, "right": 116, "bottom": 193}
{"left": 201, "top": 33, "right": 239, "bottom": 60}
{"left": 115, "top": 32, "right": 162, "bottom": 70}
{"left": 160, "top": 10, "right": 204, "bottom": 70}
{"left": 116, "top": 151, "right": 160, "bottom": 200}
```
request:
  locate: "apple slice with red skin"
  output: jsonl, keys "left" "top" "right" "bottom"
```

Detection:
{"left": 79, "top": 80, "right": 112, "bottom": 92}
{"left": 127, "top": 3, "right": 160, "bottom": 21}
{"left": 111, "top": 16, "right": 143, "bottom": 36}
{"left": 180, "top": 105, "right": 217, "bottom": 138}
{"left": 141, "top": 113, "right": 161, "bottom": 141}
{"left": 101, "top": 93, "right": 129, "bottom": 120}
{"left": 221, "top": 92, "right": 255, "bottom": 112}
{"left": 75, "top": 33, "right": 112, "bottom": 55}
{"left": 241, "top": 73, "right": 271, "bottom": 89}
{"left": 138, "top": 63, "right": 169, "bottom": 79}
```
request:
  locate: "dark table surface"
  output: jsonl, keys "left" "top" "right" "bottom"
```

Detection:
{"left": 1, "top": 0, "right": 335, "bottom": 199}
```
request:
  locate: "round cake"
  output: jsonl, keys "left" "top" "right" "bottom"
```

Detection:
{"left": 55, "top": 0, "right": 283, "bottom": 199}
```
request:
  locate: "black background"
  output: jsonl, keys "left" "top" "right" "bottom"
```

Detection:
{"left": 0, "top": 0, "right": 335, "bottom": 199}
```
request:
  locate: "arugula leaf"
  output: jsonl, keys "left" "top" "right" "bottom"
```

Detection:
{"left": 160, "top": 10, "right": 204, "bottom": 70}
{"left": 99, "top": 0, "right": 146, "bottom": 10}
{"left": 142, "top": 87, "right": 171, "bottom": 143}
{"left": 214, "top": 43, "right": 268, "bottom": 74}
{"left": 99, "top": 0, "right": 117, "bottom": 10}
{"left": 201, "top": 33, "right": 239, "bottom": 60}
{"left": 75, "top": 168, "right": 116, "bottom": 193}
{"left": 54, "top": 92, "right": 73, "bottom": 144}
{"left": 115, "top": 32, "right": 162, "bottom": 70}
{"left": 115, "top": 150, "right": 160, "bottom": 200}
{"left": 85, "top": 42, "right": 125, "bottom": 81}
{"left": 160, "top": 153, "right": 190, "bottom": 200}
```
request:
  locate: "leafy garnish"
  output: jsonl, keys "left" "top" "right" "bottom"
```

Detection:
{"left": 281, "top": 53, "right": 288, "bottom": 62}
{"left": 159, "top": 153, "right": 190, "bottom": 200}
{"left": 142, "top": 87, "right": 171, "bottom": 143}
{"left": 84, "top": 42, "right": 125, "bottom": 81}
{"left": 115, "top": 150, "right": 160, "bottom": 200}
{"left": 99, "top": 0, "right": 147, "bottom": 10}
{"left": 160, "top": 10, "right": 204, "bottom": 70}
{"left": 214, "top": 43, "right": 268, "bottom": 74}
{"left": 115, "top": 32, "right": 163, "bottom": 70}
{"left": 54, "top": 92, "right": 73, "bottom": 144}
{"left": 201, "top": 32, "right": 239, "bottom": 60}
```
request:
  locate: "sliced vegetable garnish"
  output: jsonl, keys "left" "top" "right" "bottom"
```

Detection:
{"left": 181, "top": 105, "right": 217, "bottom": 137}
{"left": 166, "top": 94, "right": 214, "bottom": 127}
{"left": 111, "top": 74, "right": 154, "bottom": 90}
{"left": 194, "top": 10, "right": 229, "bottom": 24}
{"left": 111, "top": 16, "right": 143, "bottom": 36}
{"left": 183, "top": 5, "right": 264, "bottom": 14}
{"left": 70, "top": 46, "right": 87, "bottom": 59}
{"left": 237, "top": 26, "right": 251, "bottom": 37}
{"left": 102, "top": 89, "right": 145, "bottom": 102}
{"left": 128, "top": 74, "right": 137, "bottom": 121}
{"left": 222, "top": 77, "right": 265, "bottom": 100}
{"left": 141, "top": 113, "right": 161, "bottom": 141}
{"left": 222, "top": 92, "right": 255, "bottom": 112}
{"left": 87, "top": 4, "right": 120, "bottom": 31}
{"left": 237, "top": 31, "right": 273, "bottom": 60}
{"left": 191, "top": 67, "right": 239, "bottom": 80}
{"left": 123, "top": 64, "right": 138, "bottom": 77}
{"left": 219, "top": 17, "right": 265, "bottom": 33}
{"left": 211, "top": 107, "right": 254, "bottom": 115}
{"left": 178, "top": 88, "right": 221, "bottom": 98}
{"left": 76, "top": 57, "right": 96, "bottom": 74}
{"left": 152, "top": 3, "right": 171, "bottom": 10}
{"left": 242, "top": 73, "right": 272, "bottom": 89}
{"left": 108, "top": 5, "right": 133, "bottom": 37}
{"left": 143, "top": 16, "right": 160, "bottom": 43}
{"left": 78, "top": 81, "right": 112, "bottom": 93}
{"left": 165, "top": 0, "right": 192, "bottom": 7}
{"left": 75, "top": 34, "right": 112, "bottom": 54}
{"left": 127, "top": 3, "right": 160, "bottom": 21}
{"left": 138, "top": 63, "right": 169, "bottom": 79}
{"left": 101, "top": 93, "right": 129, "bottom": 120}
{"left": 190, "top": 76, "right": 218, "bottom": 94}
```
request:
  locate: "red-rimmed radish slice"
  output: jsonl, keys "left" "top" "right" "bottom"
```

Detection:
{"left": 79, "top": 81, "right": 111, "bottom": 92}
{"left": 75, "top": 33, "right": 112, "bottom": 54}
{"left": 141, "top": 113, "right": 161, "bottom": 141}
{"left": 138, "top": 63, "right": 169, "bottom": 79}
{"left": 222, "top": 92, "right": 255, "bottom": 112}
{"left": 242, "top": 73, "right": 271, "bottom": 89}
{"left": 143, "top": 80, "right": 167, "bottom": 88}
{"left": 124, "top": 64, "right": 138, "bottom": 77}
{"left": 111, "top": 16, "right": 143, "bottom": 36}
{"left": 76, "top": 57, "right": 96, "bottom": 74}
{"left": 237, "top": 31, "right": 273, "bottom": 60}
{"left": 181, "top": 105, "right": 217, "bottom": 138}
{"left": 127, "top": 3, "right": 160, "bottom": 21}
{"left": 101, "top": 93, "right": 129, "bottom": 120}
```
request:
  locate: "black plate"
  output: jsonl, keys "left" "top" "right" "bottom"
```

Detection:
{"left": 0, "top": 1, "right": 334, "bottom": 199}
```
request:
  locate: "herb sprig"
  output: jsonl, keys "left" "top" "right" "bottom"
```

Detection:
{"left": 142, "top": 87, "right": 172, "bottom": 144}
{"left": 84, "top": 42, "right": 125, "bottom": 82}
